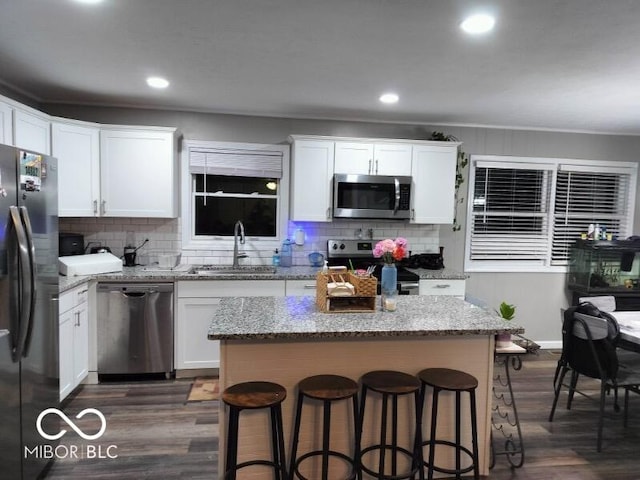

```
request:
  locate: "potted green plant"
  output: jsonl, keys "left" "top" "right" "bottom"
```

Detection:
{"left": 496, "top": 301, "right": 516, "bottom": 347}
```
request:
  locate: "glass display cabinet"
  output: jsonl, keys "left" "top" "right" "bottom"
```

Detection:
{"left": 567, "top": 239, "right": 640, "bottom": 310}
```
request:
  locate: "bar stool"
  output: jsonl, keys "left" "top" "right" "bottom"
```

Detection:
{"left": 418, "top": 368, "right": 479, "bottom": 480}
{"left": 289, "top": 374, "right": 360, "bottom": 480}
{"left": 222, "top": 381, "right": 288, "bottom": 480}
{"left": 358, "top": 370, "right": 423, "bottom": 480}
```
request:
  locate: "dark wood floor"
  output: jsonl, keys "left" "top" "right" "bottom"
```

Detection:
{"left": 44, "top": 351, "right": 640, "bottom": 479}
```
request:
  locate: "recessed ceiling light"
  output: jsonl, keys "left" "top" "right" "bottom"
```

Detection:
{"left": 73, "top": 0, "right": 104, "bottom": 4}
{"left": 379, "top": 93, "right": 399, "bottom": 104}
{"left": 146, "top": 77, "right": 170, "bottom": 89}
{"left": 460, "top": 14, "right": 495, "bottom": 34}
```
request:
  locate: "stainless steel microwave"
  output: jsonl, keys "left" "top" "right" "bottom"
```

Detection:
{"left": 333, "top": 174, "right": 412, "bottom": 220}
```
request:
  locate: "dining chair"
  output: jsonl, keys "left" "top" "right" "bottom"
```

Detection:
{"left": 549, "top": 310, "right": 640, "bottom": 451}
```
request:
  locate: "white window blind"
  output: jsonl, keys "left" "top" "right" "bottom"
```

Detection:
{"left": 189, "top": 148, "right": 283, "bottom": 178}
{"left": 552, "top": 165, "right": 634, "bottom": 265}
{"left": 469, "top": 161, "right": 553, "bottom": 264}
{"left": 465, "top": 155, "right": 637, "bottom": 272}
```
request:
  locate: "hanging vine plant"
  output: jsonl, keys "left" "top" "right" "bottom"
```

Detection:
{"left": 428, "top": 131, "right": 469, "bottom": 231}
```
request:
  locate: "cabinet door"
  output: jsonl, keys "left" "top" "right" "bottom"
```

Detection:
{"left": 374, "top": 143, "right": 412, "bottom": 176}
{"left": 14, "top": 109, "right": 51, "bottom": 155}
{"left": 73, "top": 302, "right": 89, "bottom": 385}
{"left": 175, "top": 297, "right": 221, "bottom": 369}
{"left": 290, "top": 139, "right": 334, "bottom": 222}
{"left": 411, "top": 145, "right": 457, "bottom": 224}
{"left": 0, "top": 102, "right": 13, "bottom": 145}
{"left": 100, "top": 128, "right": 176, "bottom": 217}
{"left": 53, "top": 121, "right": 100, "bottom": 217}
{"left": 334, "top": 142, "right": 373, "bottom": 174}
{"left": 59, "top": 311, "right": 74, "bottom": 401}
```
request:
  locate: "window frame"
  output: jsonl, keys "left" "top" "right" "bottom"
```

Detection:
{"left": 464, "top": 155, "right": 637, "bottom": 273}
{"left": 181, "top": 139, "right": 290, "bottom": 252}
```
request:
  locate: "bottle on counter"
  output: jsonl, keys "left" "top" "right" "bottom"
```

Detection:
{"left": 272, "top": 248, "right": 280, "bottom": 266}
{"left": 280, "top": 239, "right": 292, "bottom": 267}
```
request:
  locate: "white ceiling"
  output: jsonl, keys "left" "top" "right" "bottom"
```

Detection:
{"left": 1, "top": 0, "right": 639, "bottom": 135}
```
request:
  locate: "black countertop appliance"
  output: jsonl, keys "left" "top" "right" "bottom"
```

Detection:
{"left": 59, "top": 232, "right": 84, "bottom": 256}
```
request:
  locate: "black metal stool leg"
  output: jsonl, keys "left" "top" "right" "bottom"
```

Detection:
{"left": 427, "top": 388, "right": 439, "bottom": 480}
{"left": 275, "top": 404, "right": 288, "bottom": 480}
{"left": 289, "top": 393, "right": 304, "bottom": 478}
{"left": 225, "top": 407, "right": 240, "bottom": 480}
{"left": 353, "top": 393, "right": 362, "bottom": 480}
{"left": 455, "top": 391, "right": 461, "bottom": 479}
{"left": 322, "top": 399, "right": 331, "bottom": 480}
{"left": 379, "top": 393, "right": 389, "bottom": 478}
{"left": 470, "top": 390, "right": 480, "bottom": 480}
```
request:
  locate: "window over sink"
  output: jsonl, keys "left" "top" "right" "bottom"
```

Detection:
{"left": 181, "top": 140, "right": 290, "bottom": 251}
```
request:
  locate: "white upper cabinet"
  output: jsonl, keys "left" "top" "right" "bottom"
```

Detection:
{"left": 100, "top": 126, "right": 177, "bottom": 217}
{"left": 334, "top": 141, "right": 412, "bottom": 176}
{"left": 0, "top": 101, "right": 13, "bottom": 145}
{"left": 52, "top": 120, "right": 101, "bottom": 217}
{"left": 289, "top": 136, "right": 334, "bottom": 222}
{"left": 411, "top": 144, "right": 458, "bottom": 224}
{"left": 14, "top": 108, "right": 51, "bottom": 155}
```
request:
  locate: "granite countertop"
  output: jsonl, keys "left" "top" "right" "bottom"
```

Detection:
{"left": 59, "top": 265, "right": 466, "bottom": 293}
{"left": 207, "top": 295, "right": 523, "bottom": 341}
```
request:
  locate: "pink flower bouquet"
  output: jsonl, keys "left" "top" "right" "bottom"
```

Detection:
{"left": 373, "top": 237, "right": 408, "bottom": 264}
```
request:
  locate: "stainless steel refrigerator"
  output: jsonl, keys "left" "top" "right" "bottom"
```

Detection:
{"left": 0, "top": 143, "right": 59, "bottom": 480}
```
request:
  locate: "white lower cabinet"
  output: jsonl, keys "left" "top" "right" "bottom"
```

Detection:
{"left": 419, "top": 279, "right": 466, "bottom": 298}
{"left": 59, "top": 284, "right": 89, "bottom": 401}
{"left": 175, "top": 280, "right": 285, "bottom": 370}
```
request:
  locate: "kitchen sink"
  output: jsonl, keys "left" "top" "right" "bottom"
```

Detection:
{"left": 188, "top": 265, "right": 277, "bottom": 276}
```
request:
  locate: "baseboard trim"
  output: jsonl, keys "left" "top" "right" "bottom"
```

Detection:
{"left": 175, "top": 368, "right": 219, "bottom": 379}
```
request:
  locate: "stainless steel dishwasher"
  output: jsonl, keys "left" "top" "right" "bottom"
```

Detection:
{"left": 97, "top": 283, "right": 174, "bottom": 376}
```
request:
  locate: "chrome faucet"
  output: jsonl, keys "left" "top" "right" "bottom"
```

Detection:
{"left": 233, "top": 220, "right": 248, "bottom": 267}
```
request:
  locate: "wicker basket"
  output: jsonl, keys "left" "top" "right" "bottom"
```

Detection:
{"left": 316, "top": 271, "right": 378, "bottom": 313}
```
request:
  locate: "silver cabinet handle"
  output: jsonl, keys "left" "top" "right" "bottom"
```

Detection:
{"left": 368, "top": 159, "right": 372, "bottom": 174}
{"left": 93, "top": 199, "right": 98, "bottom": 215}
{"left": 375, "top": 159, "right": 379, "bottom": 174}
{"left": 434, "top": 284, "right": 451, "bottom": 289}
{"left": 75, "top": 311, "right": 81, "bottom": 327}
{"left": 101, "top": 200, "right": 106, "bottom": 216}
{"left": 303, "top": 284, "right": 316, "bottom": 289}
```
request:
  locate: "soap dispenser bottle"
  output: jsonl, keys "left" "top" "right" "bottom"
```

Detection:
{"left": 280, "top": 239, "right": 292, "bottom": 267}
{"left": 272, "top": 248, "right": 280, "bottom": 266}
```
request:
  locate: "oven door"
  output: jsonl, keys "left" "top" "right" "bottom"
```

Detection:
{"left": 333, "top": 174, "right": 411, "bottom": 219}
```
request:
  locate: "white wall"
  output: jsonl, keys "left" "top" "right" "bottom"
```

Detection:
{"left": 45, "top": 103, "right": 640, "bottom": 347}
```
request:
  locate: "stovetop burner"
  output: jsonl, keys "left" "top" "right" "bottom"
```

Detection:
{"left": 325, "top": 239, "right": 420, "bottom": 282}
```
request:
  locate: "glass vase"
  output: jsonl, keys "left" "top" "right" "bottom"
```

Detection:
{"left": 380, "top": 263, "right": 397, "bottom": 295}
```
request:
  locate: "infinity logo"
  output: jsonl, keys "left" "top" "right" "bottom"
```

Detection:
{"left": 36, "top": 408, "right": 107, "bottom": 441}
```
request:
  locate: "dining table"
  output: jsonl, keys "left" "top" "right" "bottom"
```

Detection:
{"left": 610, "top": 311, "right": 640, "bottom": 353}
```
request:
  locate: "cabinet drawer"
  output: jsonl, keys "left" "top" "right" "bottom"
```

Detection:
{"left": 285, "top": 279, "right": 317, "bottom": 296}
{"left": 419, "top": 279, "right": 465, "bottom": 297}
{"left": 177, "top": 280, "right": 285, "bottom": 298}
{"left": 59, "top": 283, "right": 89, "bottom": 313}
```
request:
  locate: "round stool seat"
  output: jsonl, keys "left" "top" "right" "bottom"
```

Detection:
{"left": 222, "top": 381, "right": 286, "bottom": 409}
{"left": 361, "top": 370, "right": 421, "bottom": 394}
{"left": 298, "top": 374, "right": 359, "bottom": 400}
{"left": 418, "top": 368, "right": 478, "bottom": 391}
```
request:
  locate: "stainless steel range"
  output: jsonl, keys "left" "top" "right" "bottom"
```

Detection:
{"left": 326, "top": 240, "right": 420, "bottom": 295}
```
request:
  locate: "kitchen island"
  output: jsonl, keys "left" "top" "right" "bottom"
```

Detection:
{"left": 209, "top": 295, "right": 523, "bottom": 479}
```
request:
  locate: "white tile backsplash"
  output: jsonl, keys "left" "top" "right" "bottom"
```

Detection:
{"left": 60, "top": 217, "right": 441, "bottom": 266}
